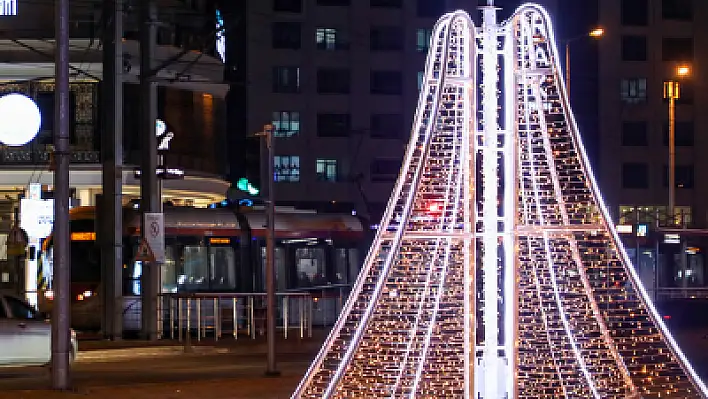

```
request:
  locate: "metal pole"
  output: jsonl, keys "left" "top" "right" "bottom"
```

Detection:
{"left": 51, "top": 0, "right": 71, "bottom": 389}
{"left": 101, "top": 0, "right": 124, "bottom": 340}
{"left": 565, "top": 42, "right": 570, "bottom": 96}
{"left": 265, "top": 124, "right": 279, "bottom": 376}
{"left": 668, "top": 92, "right": 676, "bottom": 226}
{"left": 140, "top": 0, "right": 160, "bottom": 341}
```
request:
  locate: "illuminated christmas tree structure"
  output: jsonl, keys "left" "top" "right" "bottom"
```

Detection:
{"left": 292, "top": 3, "right": 708, "bottom": 398}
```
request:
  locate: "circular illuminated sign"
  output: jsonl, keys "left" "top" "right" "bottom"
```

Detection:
{"left": 0, "top": 93, "right": 42, "bottom": 146}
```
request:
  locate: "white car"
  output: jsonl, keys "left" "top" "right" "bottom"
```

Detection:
{"left": 0, "top": 293, "right": 77, "bottom": 367}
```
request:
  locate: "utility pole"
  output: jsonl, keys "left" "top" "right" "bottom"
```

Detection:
{"left": 100, "top": 0, "right": 124, "bottom": 340}
{"left": 51, "top": 0, "right": 71, "bottom": 389}
{"left": 255, "top": 124, "right": 278, "bottom": 376}
{"left": 139, "top": 0, "right": 160, "bottom": 341}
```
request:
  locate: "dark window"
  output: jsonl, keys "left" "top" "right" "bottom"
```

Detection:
{"left": 370, "top": 0, "right": 402, "bottom": 7}
{"left": 663, "top": 165, "right": 694, "bottom": 188}
{"left": 620, "top": 78, "right": 647, "bottom": 104}
{"left": 371, "top": 114, "right": 404, "bottom": 139}
{"left": 663, "top": 0, "right": 692, "bottom": 20}
{"left": 0, "top": 301, "right": 5, "bottom": 318}
{"left": 35, "top": 91, "right": 78, "bottom": 146}
{"left": 621, "top": 35, "right": 647, "bottom": 62}
{"left": 317, "top": 0, "right": 350, "bottom": 5}
{"left": 662, "top": 38, "right": 693, "bottom": 61}
{"left": 272, "top": 22, "right": 301, "bottom": 49}
{"left": 370, "top": 26, "right": 404, "bottom": 51}
{"left": 622, "top": 163, "right": 649, "bottom": 189}
{"left": 273, "top": 0, "right": 301, "bottom": 13}
{"left": 273, "top": 66, "right": 300, "bottom": 93}
{"left": 4, "top": 296, "right": 38, "bottom": 319}
{"left": 370, "top": 159, "right": 402, "bottom": 182}
{"left": 621, "top": 0, "right": 648, "bottom": 26}
{"left": 317, "top": 113, "right": 351, "bottom": 137}
{"left": 317, "top": 68, "right": 350, "bottom": 94}
{"left": 416, "top": 0, "right": 445, "bottom": 17}
{"left": 371, "top": 71, "right": 403, "bottom": 95}
{"left": 662, "top": 121, "right": 694, "bottom": 146}
{"left": 621, "top": 121, "right": 648, "bottom": 146}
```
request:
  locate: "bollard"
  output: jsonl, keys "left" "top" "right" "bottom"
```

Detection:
{"left": 183, "top": 325, "right": 194, "bottom": 354}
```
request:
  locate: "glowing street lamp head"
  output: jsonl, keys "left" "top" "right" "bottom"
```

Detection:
{"left": 676, "top": 64, "right": 691, "bottom": 78}
{"left": 589, "top": 27, "right": 604, "bottom": 38}
{"left": 0, "top": 93, "right": 42, "bottom": 147}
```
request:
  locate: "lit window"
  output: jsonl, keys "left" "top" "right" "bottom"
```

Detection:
{"left": 417, "top": 71, "right": 425, "bottom": 91}
{"left": 274, "top": 156, "right": 300, "bottom": 182}
{"left": 416, "top": 28, "right": 432, "bottom": 52}
{"left": 0, "top": 0, "right": 17, "bottom": 16}
{"left": 316, "top": 159, "right": 338, "bottom": 182}
{"left": 272, "top": 111, "right": 300, "bottom": 137}
{"left": 620, "top": 78, "right": 647, "bottom": 104}
{"left": 316, "top": 28, "right": 342, "bottom": 50}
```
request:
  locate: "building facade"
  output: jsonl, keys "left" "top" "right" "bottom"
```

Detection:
{"left": 223, "top": 0, "right": 557, "bottom": 222}
{"left": 597, "top": 0, "right": 708, "bottom": 296}
{"left": 0, "top": 0, "right": 229, "bottom": 292}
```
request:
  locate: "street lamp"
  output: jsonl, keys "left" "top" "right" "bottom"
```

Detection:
{"left": 253, "top": 124, "right": 279, "bottom": 376}
{"left": 664, "top": 64, "right": 691, "bottom": 226}
{"left": 565, "top": 27, "right": 604, "bottom": 95}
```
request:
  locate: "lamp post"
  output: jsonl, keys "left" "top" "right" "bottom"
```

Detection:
{"left": 254, "top": 124, "right": 279, "bottom": 376}
{"left": 564, "top": 27, "right": 604, "bottom": 96}
{"left": 664, "top": 64, "right": 691, "bottom": 226}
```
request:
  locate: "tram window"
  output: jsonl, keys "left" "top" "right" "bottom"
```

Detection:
{"left": 295, "top": 247, "right": 326, "bottom": 287}
{"left": 182, "top": 246, "right": 208, "bottom": 289}
{"left": 0, "top": 234, "right": 7, "bottom": 261}
{"left": 260, "top": 247, "right": 285, "bottom": 291}
{"left": 334, "top": 249, "right": 348, "bottom": 284}
{"left": 161, "top": 246, "right": 178, "bottom": 293}
{"left": 209, "top": 246, "right": 236, "bottom": 290}
{"left": 348, "top": 248, "right": 360, "bottom": 283}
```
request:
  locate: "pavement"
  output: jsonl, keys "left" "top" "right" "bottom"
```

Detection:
{"left": 2, "top": 328, "right": 708, "bottom": 398}
{"left": 0, "top": 333, "right": 327, "bottom": 399}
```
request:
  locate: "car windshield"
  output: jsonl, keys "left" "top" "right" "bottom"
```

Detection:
{"left": 4, "top": 296, "right": 39, "bottom": 319}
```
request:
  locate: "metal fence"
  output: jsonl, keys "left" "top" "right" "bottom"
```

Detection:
{"left": 120, "top": 293, "right": 314, "bottom": 341}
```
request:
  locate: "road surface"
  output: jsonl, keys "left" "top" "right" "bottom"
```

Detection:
{"left": 0, "top": 345, "right": 315, "bottom": 398}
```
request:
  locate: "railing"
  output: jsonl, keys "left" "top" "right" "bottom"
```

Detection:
{"left": 654, "top": 288, "right": 708, "bottom": 301}
{"left": 150, "top": 293, "right": 313, "bottom": 341}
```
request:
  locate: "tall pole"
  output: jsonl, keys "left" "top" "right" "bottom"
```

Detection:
{"left": 101, "top": 0, "right": 124, "bottom": 340}
{"left": 139, "top": 0, "right": 160, "bottom": 341}
{"left": 481, "top": 4, "right": 499, "bottom": 399}
{"left": 51, "top": 0, "right": 72, "bottom": 389}
{"left": 264, "top": 124, "right": 279, "bottom": 376}
{"left": 668, "top": 93, "right": 676, "bottom": 225}
{"left": 664, "top": 80, "right": 679, "bottom": 226}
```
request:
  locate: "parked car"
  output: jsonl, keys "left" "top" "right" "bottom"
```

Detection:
{"left": 0, "top": 293, "right": 77, "bottom": 367}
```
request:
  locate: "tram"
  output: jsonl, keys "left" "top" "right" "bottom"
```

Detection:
{"left": 41, "top": 205, "right": 367, "bottom": 314}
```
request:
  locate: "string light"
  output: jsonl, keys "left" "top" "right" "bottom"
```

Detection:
{"left": 291, "top": 4, "right": 707, "bottom": 399}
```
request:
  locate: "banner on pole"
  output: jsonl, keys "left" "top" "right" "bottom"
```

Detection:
{"left": 143, "top": 212, "right": 165, "bottom": 263}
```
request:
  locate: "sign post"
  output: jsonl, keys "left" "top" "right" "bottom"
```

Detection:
{"left": 143, "top": 212, "right": 165, "bottom": 264}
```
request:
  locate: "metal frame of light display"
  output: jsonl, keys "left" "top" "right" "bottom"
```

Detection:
{"left": 291, "top": 3, "right": 708, "bottom": 398}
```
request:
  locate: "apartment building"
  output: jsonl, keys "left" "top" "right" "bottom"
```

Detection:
{"left": 223, "top": 0, "right": 557, "bottom": 221}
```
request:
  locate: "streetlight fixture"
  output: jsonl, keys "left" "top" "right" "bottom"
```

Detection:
{"left": 565, "top": 27, "right": 604, "bottom": 95}
{"left": 664, "top": 64, "right": 691, "bottom": 226}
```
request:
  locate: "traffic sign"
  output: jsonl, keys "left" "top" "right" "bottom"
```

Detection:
{"left": 135, "top": 238, "right": 155, "bottom": 262}
{"left": 144, "top": 212, "right": 165, "bottom": 263}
